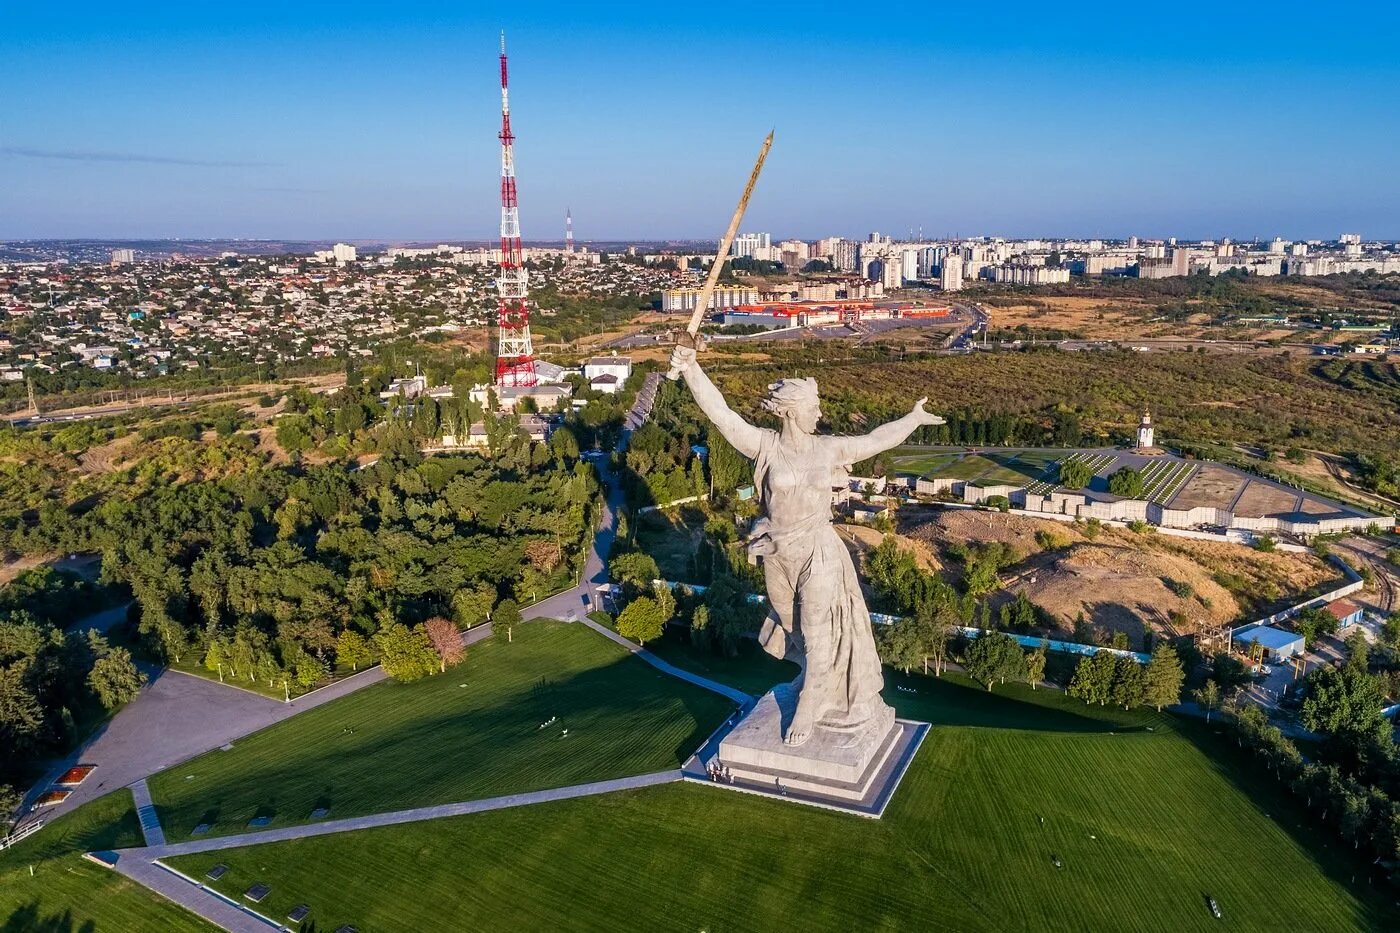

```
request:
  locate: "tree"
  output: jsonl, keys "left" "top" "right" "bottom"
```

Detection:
{"left": 336, "top": 629, "right": 372, "bottom": 671}
{"left": 0, "top": 666, "right": 44, "bottom": 751}
{"left": 1294, "top": 605, "right": 1338, "bottom": 648}
{"left": 1107, "top": 467, "right": 1144, "bottom": 499}
{"left": 1058, "top": 459, "right": 1093, "bottom": 490}
{"left": 877, "top": 617, "right": 924, "bottom": 674}
{"left": 1300, "top": 664, "right": 1388, "bottom": 746}
{"left": 1025, "top": 642, "right": 1047, "bottom": 689}
{"left": 451, "top": 585, "right": 497, "bottom": 629}
{"left": 610, "top": 551, "right": 660, "bottom": 590}
{"left": 1068, "top": 653, "right": 1115, "bottom": 705}
{"left": 372, "top": 622, "right": 439, "bottom": 683}
{"left": 1343, "top": 629, "right": 1369, "bottom": 673}
{"left": 494, "top": 598, "right": 522, "bottom": 643}
{"left": 292, "top": 651, "right": 324, "bottom": 690}
{"left": 616, "top": 596, "right": 666, "bottom": 646}
{"left": 87, "top": 647, "right": 146, "bottom": 709}
{"left": 423, "top": 616, "right": 464, "bottom": 672}
{"left": 1109, "top": 656, "right": 1146, "bottom": 709}
{"left": 914, "top": 601, "right": 953, "bottom": 676}
{"left": 964, "top": 631, "right": 1024, "bottom": 691}
{"left": 1194, "top": 678, "right": 1222, "bottom": 722}
{"left": 1143, "top": 643, "right": 1185, "bottom": 711}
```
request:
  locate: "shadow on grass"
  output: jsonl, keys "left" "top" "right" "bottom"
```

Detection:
{"left": 882, "top": 667, "right": 1143, "bottom": 734}
{"left": 1172, "top": 715, "right": 1392, "bottom": 930}
{"left": 156, "top": 654, "right": 729, "bottom": 839}
{"left": 1, "top": 903, "right": 96, "bottom": 933}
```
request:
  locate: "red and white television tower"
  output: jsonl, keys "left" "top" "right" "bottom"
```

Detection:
{"left": 565, "top": 207, "right": 574, "bottom": 254}
{"left": 494, "top": 31, "right": 536, "bottom": 388}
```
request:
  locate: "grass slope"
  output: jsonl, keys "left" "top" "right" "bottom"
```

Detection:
{"left": 148, "top": 621, "right": 733, "bottom": 839}
{"left": 167, "top": 670, "right": 1387, "bottom": 932}
{"left": 0, "top": 792, "right": 214, "bottom": 932}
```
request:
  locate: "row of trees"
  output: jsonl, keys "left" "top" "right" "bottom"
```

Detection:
{"left": 1, "top": 571, "right": 146, "bottom": 823}
{"left": 1066, "top": 645, "right": 1185, "bottom": 711}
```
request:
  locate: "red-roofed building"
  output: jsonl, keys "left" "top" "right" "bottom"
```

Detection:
{"left": 1324, "top": 599, "right": 1364, "bottom": 628}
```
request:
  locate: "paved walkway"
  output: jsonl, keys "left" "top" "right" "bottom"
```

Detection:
{"left": 135, "top": 770, "right": 680, "bottom": 861}
{"left": 579, "top": 616, "right": 752, "bottom": 706}
{"left": 110, "top": 856, "right": 278, "bottom": 933}
{"left": 129, "top": 778, "right": 166, "bottom": 847}
{"left": 20, "top": 623, "right": 496, "bottom": 833}
{"left": 522, "top": 467, "right": 626, "bottom": 624}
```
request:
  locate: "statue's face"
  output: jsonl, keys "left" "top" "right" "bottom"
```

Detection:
{"left": 790, "top": 399, "right": 821, "bottom": 434}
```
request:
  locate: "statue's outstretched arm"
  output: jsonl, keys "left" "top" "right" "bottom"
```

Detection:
{"left": 828, "top": 398, "right": 944, "bottom": 464}
{"left": 670, "top": 345, "right": 762, "bottom": 459}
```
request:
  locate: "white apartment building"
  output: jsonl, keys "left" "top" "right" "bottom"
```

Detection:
{"left": 660, "top": 286, "right": 758, "bottom": 314}
{"left": 940, "top": 258, "right": 964, "bottom": 292}
{"left": 732, "top": 232, "right": 771, "bottom": 260}
{"left": 333, "top": 243, "right": 357, "bottom": 264}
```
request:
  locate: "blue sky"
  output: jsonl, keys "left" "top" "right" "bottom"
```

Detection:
{"left": 3, "top": 1, "right": 1398, "bottom": 241}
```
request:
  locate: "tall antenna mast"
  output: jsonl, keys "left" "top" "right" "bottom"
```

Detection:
{"left": 565, "top": 207, "right": 574, "bottom": 254}
{"left": 494, "top": 31, "right": 537, "bottom": 388}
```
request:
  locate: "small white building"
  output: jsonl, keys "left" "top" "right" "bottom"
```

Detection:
{"left": 379, "top": 375, "right": 427, "bottom": 401}
{"left": 583, "top": 355, "right": 632, "bottom": 385}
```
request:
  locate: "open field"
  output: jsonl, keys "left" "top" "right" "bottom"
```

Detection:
{"left": 641, "top": 627, "right": 799, "bottom": 697}
{"left": 0, "top": 791, "right": 213, "bottom": 932}
{"left": 147, "top": 621, "right": 733, "bottom": 840}
{"left": 168, "top": 671, "right": 1388, "bottom": 932}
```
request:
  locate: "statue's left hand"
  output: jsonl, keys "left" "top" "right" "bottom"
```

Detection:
{"left": 911, "top": 397, "right": 946, "bottom": 426}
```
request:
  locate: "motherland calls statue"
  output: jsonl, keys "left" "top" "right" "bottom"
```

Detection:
{"left": 670, "top": 343, "right": 944, "bottom": 748}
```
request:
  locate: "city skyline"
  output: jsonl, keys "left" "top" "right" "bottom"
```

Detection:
{"left": 4, "top": 1, "right": 1400, "bottom": 241}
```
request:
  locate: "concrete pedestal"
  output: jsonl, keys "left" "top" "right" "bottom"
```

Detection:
{"left": 708, "top": 684, "right": 928, "bottom": 817}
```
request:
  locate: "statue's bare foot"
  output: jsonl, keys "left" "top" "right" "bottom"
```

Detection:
{"left": 784, "top": 691, "right": 819, "bottom": 746}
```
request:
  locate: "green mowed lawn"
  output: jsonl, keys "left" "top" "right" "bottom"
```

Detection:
{"left": 0, "top": 791, "right": 214, "bottom": 932}
{"left": 167, "top": 671, "right": 1387, "bottom": 932}
{"left": 148, "top": 621, "right": 734, "bottom": 839}
{"left": 632, "top": 626, "right": 799, "bottom": 697}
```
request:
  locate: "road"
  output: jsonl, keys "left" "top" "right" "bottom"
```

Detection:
{"left": 1058, "top": 335, "right": 1336, "bottom": 356}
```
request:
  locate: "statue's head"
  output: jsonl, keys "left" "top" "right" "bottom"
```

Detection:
{"left": 762, "top": 377, "right": 821, "bottom": 434}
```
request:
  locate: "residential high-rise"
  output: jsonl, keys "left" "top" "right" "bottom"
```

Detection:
{"left": 939, "top": 257, "right": 963, "bottom": 292}
{"left": 110, "top": 248, "right": 135, "bottom": 266}
{"left": 332, "top": 243, "right": 357, "bottom": 263}
{"left": 494, "top": 32, "right": 537, "bottom": 388}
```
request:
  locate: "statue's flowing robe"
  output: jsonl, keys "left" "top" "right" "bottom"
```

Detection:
{"left": 750, "top": 429, "right": 886, "bottom": 729}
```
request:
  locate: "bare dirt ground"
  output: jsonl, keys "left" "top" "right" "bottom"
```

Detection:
{"left": 1234, "top": 481, "right": 1302, "bottom": 518}
{"left": 77, "top": 433, "right": 140, "bottom": 474}
{"left": 838, "top": 522, "right": 943, "bottom": 574}
{"left": 1168, "top": 465, "right": 1246, "bottom": 511}
{"left": 900, "top": 508, "right": 1338, "bottom": 647}
{"left": 984, "top": 295, "right": 1165, "bottom": 339}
